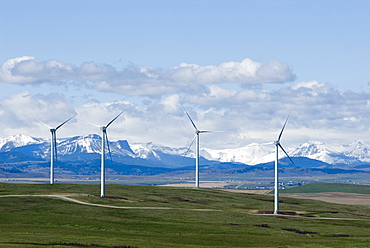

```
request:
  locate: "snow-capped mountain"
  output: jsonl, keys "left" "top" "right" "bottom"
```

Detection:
{"left": 1, "top": 134, "right": 370, "bottom": 167}
{"left": 57, "top": 134, "right": 136, "bottom": 158}
{"left": 130, "top": 142, "right": 187, "bottom": 160}
{"left": 342, "top": 140, "right": 370, "bottom": 163}
{"left": 0, "top": 134, "right": 44, "bottom": 152}
{"left": 202, "top": 140, "right": 368, "bottom": 165}
{"left": 289, "top": 141, "right": 361, "bottom": 165}
{"left": 0, "top": 134, "right": 193, "bottom": 168}
{"left": 201, "top": 143, "right": 271, "bottom": 165}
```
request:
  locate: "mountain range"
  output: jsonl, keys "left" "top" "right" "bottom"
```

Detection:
{"left": 202, "top": 140, "right": 370, "bottom": 166}
{"left": 1, "top": 134, "right": 370, "bottom": 177}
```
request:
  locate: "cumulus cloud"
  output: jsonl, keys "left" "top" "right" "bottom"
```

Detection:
{"left": 0, "top": 92, "right": 77, "bottom": 138}
{"left": 255, "top": 59, "right": 295, "bottom": 83}
{"left": 0, "top": 57, "right": 295, "bottom": 96}
{"left": 0, "top": 56, "right": 116, "bottom": 85}
{"left": 176, "top": 80, "right": 370, "bottom": 147}
{"left": 74, "top": 98, "right": 192, "bottom": 147}
{"left": 0, "top": 56, "right": 37, "bottom": 84}
{"left": 0, "top": 93, "right": 139, "bottom": 141}
{"left": 0, "top": 78, "right": 369, "bottom": 149}
{"left": 0, "top": 92, "right": 75, "bottom": 123}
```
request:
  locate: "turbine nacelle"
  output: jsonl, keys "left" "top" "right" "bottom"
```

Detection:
{"left": 196, "top": 130, "right": 210, "bottom": 135}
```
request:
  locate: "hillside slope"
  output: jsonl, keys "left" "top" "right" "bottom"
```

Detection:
{"left": 0, "top": 183, "right": 370, "bottom": 247}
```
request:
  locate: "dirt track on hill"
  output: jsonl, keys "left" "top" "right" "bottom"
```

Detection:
{"left": 280, "top": 192, "right": 370, "bottom": 206}
{"left": 1, "top": 193, "right": 369, "bottom": 221}
{"left": 0, "top": 194, "right": 220, "bottom": 211}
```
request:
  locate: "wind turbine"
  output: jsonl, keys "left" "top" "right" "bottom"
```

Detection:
{"left": 36, "top": 115, "right": 76, "bottom": 184}
{"left": 272, "top": 113, "right": 295, "bottom": 214}
{"left": 88, "top": 111, "right": 124, "bottom": 197}
{"left": 182, "top": 106, "right": 212, "bottom": 188}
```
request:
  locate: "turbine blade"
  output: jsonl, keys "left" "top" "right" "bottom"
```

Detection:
{"left": 278, "top": 143, "right": 296, "bottom": 166}
{"left": 199, "top": 130, "right": 212, "bottom": 133}
{"left": 78, "top": 118, "right": 101, "bottom": 128}
{"left": 55, "top": 114, "right": 77, "bottom": 130}
{"left": 199, "top": 130, "right": 228, "bottom": 134}
{"left": 182, "top": 105, "right": 198, "bottom": 131}
{"left": 277, "top": 112, "right": 291, "bottom": 142}
{"left": 259, "top": 141, "right": 275, "bottom": 146}
{"left": 183, "top": 135, "right": 196, "bottom": 157}
{"left": 106, "top": 111, "right": 124, "bottom": 128}
{"left": 105, "top": 132, "right": 113, "bottom": 166}
{"left": 34, "top": 117, "right": 52, "bottom": 129}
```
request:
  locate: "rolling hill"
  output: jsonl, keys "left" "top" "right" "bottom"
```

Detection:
{"left": 0, "top": 182, "right": 370, "bottom": 247}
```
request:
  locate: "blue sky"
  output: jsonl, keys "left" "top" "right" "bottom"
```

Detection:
{"left": 1, "top": 0, "right": 370, "bottom": 149}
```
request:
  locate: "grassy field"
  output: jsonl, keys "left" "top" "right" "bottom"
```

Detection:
{"left": 280, "top": 182, "right": 370, "bottom": 194}
{"left": 0, "top": 183, "right": 370, "bottom": 247}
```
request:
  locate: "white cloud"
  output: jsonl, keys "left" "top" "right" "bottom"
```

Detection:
{"left": 0, "top": 57, "right": 296, "bottom": 96}
{"left": 156, "top": 94, "right": 182, "bottom": 114}
{"left": 255, "top": 59, "right": 296, "bottom": 83}
{"left": 0, "top": 56, "right": 37, "bottom": 84}
{"left": 0, "top": 56, "right": 116, "bottom": 85}
{"left": 176, "top": 81, "right": 370, "bottom": 148}
{"left": 0, "top": 78, "right": 370, "bottom": 149}
{"left": 0, "top": 92, "right": 77, "bottom": 138}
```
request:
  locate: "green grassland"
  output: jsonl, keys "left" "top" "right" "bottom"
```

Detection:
{"left": 280, "top": 182, "right": 370, "bottom": 194}
{"left": 0, "top": 183, "right": 369, "bottom": 247}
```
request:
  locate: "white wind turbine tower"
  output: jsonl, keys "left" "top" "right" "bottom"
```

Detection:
{"left": 88, "top": 111, "right": 124, "bottom": 197}
{"left": 182, "top": 106, "right": 212, "bottom": 188}
{"left": 36, "top": 115, "right": 76, "bottom": 184}
{"left": 272, "top": 113, "right": 295, "bottom": 214}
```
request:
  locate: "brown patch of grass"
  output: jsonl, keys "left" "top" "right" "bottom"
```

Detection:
{"left": 256, "top": 210, "right": 298, "bottom": 215}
